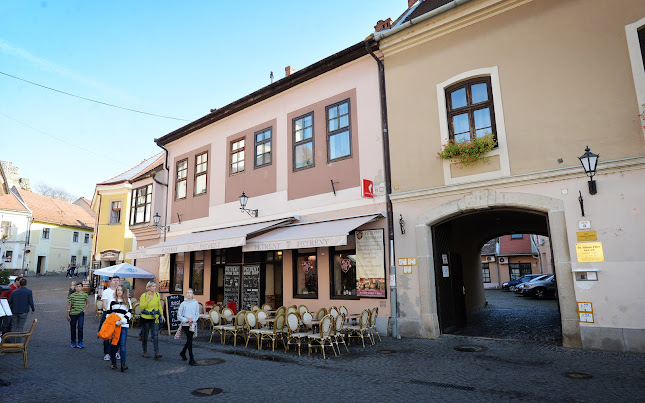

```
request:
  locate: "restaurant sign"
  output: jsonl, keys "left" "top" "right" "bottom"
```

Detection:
{"left": 158, "top": 254, "right": 170, "bottom": 293}
{"left": 242, "top": 235, "right": 347, "bottom": 252}
{"left": 151, "top": 237, "right": 246, "bottom": 255}
{"left": 355, "top": 229, "right": 386, "bottom": 297}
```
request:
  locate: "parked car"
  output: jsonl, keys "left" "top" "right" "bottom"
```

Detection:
{"left": 516, "top": 275, "right": 557, "bottom": 299}
{"left": 502, "top": 274, "right": 546, "bottom": 291}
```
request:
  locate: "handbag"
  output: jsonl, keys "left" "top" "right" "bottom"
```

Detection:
{"left": 174, "top": 326, "right": 183, "bottom": 340}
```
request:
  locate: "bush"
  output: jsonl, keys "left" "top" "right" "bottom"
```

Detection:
{"left": 0, "top": 269, "right": 10, "bottom": 286}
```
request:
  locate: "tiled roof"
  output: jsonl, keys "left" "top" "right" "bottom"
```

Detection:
{"left": 499, "top": 235, "right": 532, "bottom": 255}
{"left": 0, "top": 193, "right": 29, "bottom": 213}
{"left": 98, "top": 153, "right": 164, "bottom": 185}
{"left": 14, "top": 189, "right": 94, "bottom": 229}
{"left": 480, "top": 240, "right": 496, "bottom": 255}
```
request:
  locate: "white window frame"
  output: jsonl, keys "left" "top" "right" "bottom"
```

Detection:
{"left": 72, "top": 231, "right": 79, "bottom": 243}
{"left": 436, "top": 66, "right": 510, "bottom": 185}
{"left": 626, "top": 16, "right": 645, "bottom": 139}
{"left": 84, "top": 233, "right": 90, "bottom": 244}
{"left": 42, "top": 228, "right": 50, "bottom": 240}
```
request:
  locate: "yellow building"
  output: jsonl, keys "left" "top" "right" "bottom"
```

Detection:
{"left": 91, "top": 154, "right": 163, "bottom": 270}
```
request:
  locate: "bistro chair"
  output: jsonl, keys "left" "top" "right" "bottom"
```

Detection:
{"left": 332, "top": 314, "right": 349, "bottom": 353}
{"left": 298, "top": 305, "right": 309, "bottom": 317}
{"left": 276, "top": 306, "right": 286, "bottom": 317}
{"left": 315, "top": 308, "right": 327, "bottom": 320}
{"left": 369, "top": 307, "right": 381, "bottom": 343}
{"left": 251, "top": 304, "right": 260, "bottom": 312}
{"left": 346, "top": 309, "right": 371, "bottom": 348}
{"left": 329, "top": 306, "right": 339, "bottom": 319}
{"left": 285, "top": 312, "right": 310, "bottom": 356}
{"left": 94, "top": 299, "right": 103, "bottom": 321}
{"left": 262, "top": 303, "right": 272, "bottom": 311}
{"left": 287, "top": 306, "right": 298, "bottom": 315}
{"left": 308, "top": 315, "right": 336, "bottom": 359}
{"left": 301, "top": 311, "right": 314, "bottom": 332}
{"left": 209, "top": 309, "right": 223, "bottom": 343}
{"left": 221, "top": 311, "right": 246, "bottom": 346}
{"left": 245, "top": 311, "right": 261, "bottom": 348}
{"left": 0, "top": 319, "right": 38, "bottom": 369}
{"left": 339, "top": 305, "right": 348, "bottom": 317}
{"left": 130, "top": 303, "right": 142, "bottom": 328}
{"left": 256, "top": 313, "right": 287, "bottom": 352}
{"left": 221, "top": 307, "right": 234, "bottom": 323}
{"left": 256, "top": 309, "right": 269, "bottom": 328}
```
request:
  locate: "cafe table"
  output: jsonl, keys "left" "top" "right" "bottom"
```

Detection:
{"left": 302, "top": 319, "right": 321, "bottom": 333}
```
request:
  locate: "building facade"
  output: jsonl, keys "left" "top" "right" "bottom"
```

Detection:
{"left": 376, "top": 0, "right": 645, "bottom": 352}
{"left": 0, "top": 189, "right": 31, "bottom": 273}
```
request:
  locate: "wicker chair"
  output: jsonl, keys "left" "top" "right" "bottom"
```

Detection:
{"left": 251, "top": 304, "right": 260, "bottom": 312}
{"left": 130, "top": 303, "right": 142, "bottom": 327}
{"left": 254, "top": 313, "right": 287, "bottom": 351}
{"left": 221, "top": 311, "right": 246, "bottom": 346}
{"left": 369, "top": 307, "right": 381, "bottom": 343}
{"left": 301, "top": 311, "right": 314, "bottom": 332}
{"left": 285, "top": 312, "right": 310, "bottom": 356}
{"left": 287, "top": 305, "right": 298, "bottom": 315}
{"left": 276, "top": 306, "right": 286, "bottom": 317}
{"left": 94, "top": 299, "right": 103, "bottom": 321}
{"left": 308, "top": 315, "right": 336, "bottom": 359}
{"left": 329, "top": 306, "right": 339, "bottom": 319}
{"left": 333, "top": 314, "right": 349, "bottom": 353}
{"left": 256, "top": 309, "right": 269, "bottom": 328}
{"left": 209, "top": 309, "right": 223, "bottom": 343}
{"left": 298, "top": 305, "right": 308, "bottom": 317}
{"left": 346, "top": 309, "right": 371, "bottom": 347}
{"left": 261, "top": 303, "right": 272, "bottom": 311}
{"left": 315, "top": 307, "right": 327, "bottom": 320}
{"left": 0, "top": 319, "right": 37, "bottom": 369}
{"left": 221, "top": 307, "right": 234, "bottom": 322}
{"left": 339, "top": 305, "right": 348, "bottom": 317}
{"left": 244, "top": 311, "right": 260, "bottom": 348}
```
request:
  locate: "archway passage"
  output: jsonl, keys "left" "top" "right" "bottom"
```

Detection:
{"left": 432, "top": 208, "right": 562, "bottom": 343}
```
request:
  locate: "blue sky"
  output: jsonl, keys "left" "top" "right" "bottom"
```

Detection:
{"left": 0, "top": 0, "right": 405, "bottom": 198}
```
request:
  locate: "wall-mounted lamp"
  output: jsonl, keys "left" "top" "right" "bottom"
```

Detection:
{"left": 239, "top": 192, "right": 258, "bottom": 217}
{"left": 578, "top": 146, "right": 599, "bottom": 195}
{"left": 152, "top": 212, "right": 170, "bottom": 233}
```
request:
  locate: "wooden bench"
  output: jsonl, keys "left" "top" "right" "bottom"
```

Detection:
{"left": 0, "top": 319, "right": 38, "bottom": 369}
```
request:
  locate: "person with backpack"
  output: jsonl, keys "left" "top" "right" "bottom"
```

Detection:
{"left": 139, "top": 280, "right": 163, "bottom": 359}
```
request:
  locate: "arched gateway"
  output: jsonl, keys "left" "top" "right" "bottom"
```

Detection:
{"left": 413, "top": 190, "right": 582, "bottom": 349}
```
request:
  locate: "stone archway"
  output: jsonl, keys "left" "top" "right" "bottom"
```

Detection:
{"left": 414, "top": 190, "right": 582, "bottom": 349}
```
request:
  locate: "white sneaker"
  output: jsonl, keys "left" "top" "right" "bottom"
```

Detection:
{"left": 115, "top": 352, "right": 121, "bottom": 360}
{"left": 103, "top": 354, "right": 110, "bottom": 361}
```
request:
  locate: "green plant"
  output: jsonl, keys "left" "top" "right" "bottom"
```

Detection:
{"left": 437, "top": 134, "right": 496, "bottom": 167}
{"left": 0, "top": 269, "right": 9, "bottom": 286}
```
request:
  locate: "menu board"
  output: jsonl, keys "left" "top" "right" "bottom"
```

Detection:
{"left": 242, "top": 264, "right": 261, "bottom": 311}
{"left": 355, "top": 229, "right": 386, "bottom": 297}
{"left": 165, "top": 294, "right": 184, "bottom": 333}
{"left": 224, "top": 265, "right": 241, "bottom": 307}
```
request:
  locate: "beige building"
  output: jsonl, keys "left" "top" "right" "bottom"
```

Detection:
{"left": 376, "top": 0, "right": 645, "bottom": 352}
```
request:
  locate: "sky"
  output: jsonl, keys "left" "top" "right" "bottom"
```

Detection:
{"left": 0, "top": 0, "right": 406, "bottom": 199}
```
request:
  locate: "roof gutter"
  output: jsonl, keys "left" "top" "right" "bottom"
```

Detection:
{"left": 373, "top": 0, "right": 473, "bottom": 41}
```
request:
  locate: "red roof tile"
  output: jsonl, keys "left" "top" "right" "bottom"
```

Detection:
{"left": 15, "top": 189, "right": 94, "bottom": 229}
{"left": 0, "top": 193, "right": 29, "bottom": 213}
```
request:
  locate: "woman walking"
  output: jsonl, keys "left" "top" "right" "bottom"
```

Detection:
{"left": 108, "top": 285, "right": 131, "bottom": 372}
{"left": 140, "top": 281, "right": 163, "bottom": 359}
{"left": 177, "top": 288, "right": 199, "bottom": 366}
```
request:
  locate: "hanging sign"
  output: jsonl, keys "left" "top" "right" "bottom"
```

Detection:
{"left": 340, "top": 258, "right": 352, "bottom": 273}
{"left": 158, "top": 254, "right": 170, "bottom": 293}
{"left": 355, "top": 229, "right": 386, "bottom": 297}
{"left": 362, "top": 179, "right": 374, "bottom": 198}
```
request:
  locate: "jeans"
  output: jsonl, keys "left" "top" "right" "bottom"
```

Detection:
{"left": 69, "top": 312, "right": 84, "bottom": 343}
{"left": 110, "top": 327, "right": 127, "bottom": 365}
{"left": 141, "top": 318, "right": 159, "bottom": 354}
{"left": 12, "top": 313, "right": 29, "bottom": 333}
{"left": 99, "top": 311, "right": 110, "bottom": 354}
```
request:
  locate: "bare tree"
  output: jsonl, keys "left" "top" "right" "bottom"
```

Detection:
{"left": 35, "top": 183, "right": 77, "bottom": 203}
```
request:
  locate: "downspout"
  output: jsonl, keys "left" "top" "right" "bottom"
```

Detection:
{"left": 21, "top": 215, "right": 30, "bottom": 275}
{"left": 156, "top": 144, "right": 170, "bottom": 242}
{"left": 93, "top": 193, "right": 102, "bottom": 268}
{"left": 365, "top": 40, "right": 399, "bottom": 339}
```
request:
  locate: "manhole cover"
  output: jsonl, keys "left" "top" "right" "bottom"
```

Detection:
{"left": 378, "top": 349, "right": 396, "bottom": 354}
{"left": 195, "top": 358, "right": 225, "bottom": 366}
{"left": 564, "top": 372, "right": 594, "bottom": 380}
{"left": 454, "top": 345, "right": 488, "bottom": 352}
{"left": 192, "top": 388, "right": 223, "bottom": 397}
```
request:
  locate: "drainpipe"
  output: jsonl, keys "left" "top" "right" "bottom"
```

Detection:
{"left": 156, "top": 144, "right": 170, "bottom": 242}
{"left": 365, "top": 40, "right": 399, "bottom": 339}
{"left": 21, "top": 214, "right": 29, "bottom": 275}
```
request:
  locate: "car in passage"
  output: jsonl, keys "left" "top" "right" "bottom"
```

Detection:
{"left": 516, "top": 275, "right": 557, "bottom": 299}
{"left": 502, "top": 274, "right": 546, "bottom": 292}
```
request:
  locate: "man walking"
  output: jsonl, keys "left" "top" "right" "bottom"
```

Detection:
{"left": 99, "top": 276, "right": 119, "bottom": 361}
{"left": 8, "top": 278, "right": 35, "bottom": 334}
{"left": 67, "top": 282, "right": 89, "bottom": 348}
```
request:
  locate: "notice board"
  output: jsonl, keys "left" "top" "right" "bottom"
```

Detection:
{"left": 165, "top": 294, "right": 184, "bottom": 334}
{"left": 242, "top": 264, "right": 261, "bottom": 311}
{"left": 224, "top": 265, "right": 241, "bottom": 308}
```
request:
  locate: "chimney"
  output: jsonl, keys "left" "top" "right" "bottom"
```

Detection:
{"left": 408, "top": 0, "right": 418, "bottom": 8}
{"left": 285, "top": 65, "right": 295, "bottom": 76}
{"left": 374, "top": 18, "right": 393, "bottom": 32}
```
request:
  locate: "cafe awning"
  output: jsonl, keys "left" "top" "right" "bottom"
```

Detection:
{"left": 146, "top": 218, "right": 293, "bottom": 255}
{"left": 125, "top": 248, "right": 161, "bottom": 260}
{"left": 242, "top": 214, "right": 383, "bottom": 252}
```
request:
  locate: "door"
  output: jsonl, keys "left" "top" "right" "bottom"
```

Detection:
{"left": 37, "top": 256, "right": 45, "bottom": 275}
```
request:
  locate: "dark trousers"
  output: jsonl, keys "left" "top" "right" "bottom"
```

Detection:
{"left": 1, "top": 315, "right": 12, "bottom": 334}
{"left": 141, "top": 318, "right": 159, "bottom": 354}
{"left": 69, "top": 312, "right": 84, "bottom": 343}
{"left": 181, "top": 326, "right": 194, "bottom": 360}
{"left": 99, "top": 311, "right": 110, "bottom": 354}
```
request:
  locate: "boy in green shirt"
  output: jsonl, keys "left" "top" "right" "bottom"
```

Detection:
{"left": 67, "top": 283, "right": 89, "bottom": 348}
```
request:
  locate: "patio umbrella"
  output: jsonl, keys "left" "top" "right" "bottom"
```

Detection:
{"left": 93, "top": 263, "right": 154, "bottom": 279}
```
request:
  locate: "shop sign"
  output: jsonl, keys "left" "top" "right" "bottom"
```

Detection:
{"left": 355, "top": 229, "right": 385, "bottom": 297}
{"left": 362, "top": 179, "right": 374, "bottom": 198}
{"left": 302, "top": 260, "right": 314, "bottom": 274}
{"left": 576, "top": 231, "right": 597, "bottom": 241}
{"left": 165, "top": 294, "right": 184, "bottom": 333}
{"left": 243, "top": 235, "right": 347, "bottom": 252}
{"left": 340, "top": 258, "right": 352, "bottom": 273}
{"left": 575, "top": 242, "right": 604, "bottom": 262}
{"left": 158, "top": 254, "right": 170, "bottom": 292}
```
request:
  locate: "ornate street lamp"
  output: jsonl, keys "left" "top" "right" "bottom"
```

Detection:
{"left": 239, "top": 191, "right": 258, "bottom": 217}
{"left": 578, "top": 146, "right": 599, "bottom": 195}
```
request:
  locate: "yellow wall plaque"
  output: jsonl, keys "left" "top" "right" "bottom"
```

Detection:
{"left": 576, "top": 231, "right": 597, "bottom": 241}
{"left": 403, "top": 266, "right": 412, "bottom": 274}
{"left": 576, "top": 242, "right": 604, "bottom": 262}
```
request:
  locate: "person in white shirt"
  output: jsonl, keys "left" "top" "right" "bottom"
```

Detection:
{"left": 177, "top": 288, "right": 200, "bottom": 366}
{"left": 99, "top": 276, "right": 119, "bottom": 361}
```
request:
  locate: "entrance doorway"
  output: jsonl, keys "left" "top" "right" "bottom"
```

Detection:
{"left": 431, "top": 208, "right": 562, "bottom": 343}
{"left": 36, "top": 256, "right": 45, "bottom": 275}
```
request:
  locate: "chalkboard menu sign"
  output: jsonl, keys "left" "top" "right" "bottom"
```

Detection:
{"left": 242, "top": 264, "right": 261, "bottom": 312}
{"left": 165, "top": 294, "right": 184, "bottom": 334}
{"left": 224, "top": 265, "right": 241, "bottom": 308}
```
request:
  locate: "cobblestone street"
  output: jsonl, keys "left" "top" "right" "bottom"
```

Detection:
{"left": 1, "top": 276, "right": 644, "bottom": 402}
